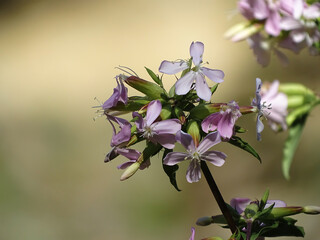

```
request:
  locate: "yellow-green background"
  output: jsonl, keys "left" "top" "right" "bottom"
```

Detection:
{"left": 0, "top": 0, "right": 319, "bottom": 239}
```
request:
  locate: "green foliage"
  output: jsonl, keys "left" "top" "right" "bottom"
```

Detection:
{"left": 228, "top": 136, "right": 261, "bottom": 163}
{"left": 162, "top": 149, "right": 181, "bottom": 191}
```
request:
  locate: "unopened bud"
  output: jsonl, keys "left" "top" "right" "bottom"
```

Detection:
{"left": 196, "top": 216, "right": 213, "bottom": 226}
{"left": 187, "top": 120, "right": 201, "bottom": 147}
{"left": 303, "top": 206, "right": 320, "bottom": 214}
{"left": 231, "top": 24, "right": 262, "bottom": 42}
{"left": 266, "top": 207, "right": 303, "bottom": 219}
{"left": 120, "top": 161, "right": 141, "bottom": 181}
{"left": 189, "top": 103, "right": 222, "bottom": 120}
{"left": 225, "top": 22, "right": 249, "bottom": 39}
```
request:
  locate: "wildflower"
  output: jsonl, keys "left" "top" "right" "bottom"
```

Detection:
{"left": 116, "top": 148, "right": 150, "bottom": 170}
{"left": 134, "top": 100, "right": 181, "bottom": 149}
{"left": 201, "top": 101, "right": 242, "bottom": 139}
{"left": 107, "top": 115, "right": 132, "bottom": 147}
{"left": 159, "top": 41, "right": 224, "bottom": 101}
{"left": 252, "top": 78, "right": 288, "bottom": 140}
{"left": 102, "top": 75, "right": 128, "bottom": 110}
{"left": 163, "top": 131, "right": 226, "bottom": 183}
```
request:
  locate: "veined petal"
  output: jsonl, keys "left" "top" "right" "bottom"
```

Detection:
{"left": 159, "top": 60, "right": 188, "bottom": 74}
{"left": 146, "top": 100, "right": 162, "bottom": 126}
{"left": 256, "top": 114, "right": 264, "bottom": 141}
{"left": 255, "top": 78, "right": 262, "bottom": 109}
{"left": 201, "top": 113, "right": 222, "bottom": 133}
{"left": 195, "top": 73, "right": 212, "bottom": 101}
{"left": 197, "top": 131, "right": 221, "bottom": 154}
{"left": 152, "top": 119, "right": 181, "bottom": 134}
{"left": 253, "top": 0, "right": 269, "bottom": 19}
{"left": 186, "top": 159, "right": 201, "bottom": 183}
{"left": 118, "top": 78, "right": 128, "bottom": 104}
{"left": 176, "top": 130, "right": 196, "bottom": 152}
{"left": 102, "top": 88, "right": 120, "bottom": 109}
{"left": 175, "top": 71, "right": 195, "bottom": 95}
{"left": 190, "top": 41, "right": 204, "bottom": 66}
{"left": 133, "top": 112, "right": 144, "bottom": 131}
{"left": 201, "top": 150, "right": 226, "bottom": 167}
{"left": 201, "top": 67, "right": 224, "bottom": 83}
{"left": 152, "top": 133, "right": 177, "bottom": 149}
{"left": 217, "top": 112, "right": 234, "bottom": 139}
{"left": 230, "top": 198, "right": 251, "bottom": 214}
{"left": 116, "top": 148, "right": 141, "bottom": 161}
{"left": 163, "top": 152, "right": 189, "bottom": 165}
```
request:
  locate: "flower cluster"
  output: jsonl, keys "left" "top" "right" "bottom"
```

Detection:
{"left": 226, "top": 0, "right": 320, "bottom": 66}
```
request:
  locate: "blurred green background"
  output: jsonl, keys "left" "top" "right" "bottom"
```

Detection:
{"left": 0, "top": 0, "right": 319, "bottom": 239}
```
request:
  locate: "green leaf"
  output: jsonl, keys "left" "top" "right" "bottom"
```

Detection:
{"left": 261, "top": 219, "right": 305, "bottom": 237}
{"left": 145, "top": 67, "right": 163, "bottom": 87}
{"left": 234, "top": 125, "right": 247, "bottom": 133}
{"left": 228, "top": 136, "right": 261, "bottom": 163}
{"left": 189, "top": 103, "right": 221, "bottom": 120}
{"left": 110, "top": 100, "right": 148, "bottom": 112}
{"left": 282, "top": 113, "right": 308, "bottom": 180}
{"left": 211, "top": 84, "right": 219, "bottom": 94}
{"left": 162, "top": 149, "right": 181, "bottom": 191}
{"left": 259, "top": 189, "right": 269, "bottom": 211}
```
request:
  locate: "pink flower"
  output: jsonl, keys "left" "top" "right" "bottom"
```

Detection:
{"left": 159, "top": 41, "right": 224, "bottom": 101}
{"left": 201, "top": 101, "right": 241, "bottom": 139}
{"left": 163, "top": 131, "right": 226, "bottom": 183}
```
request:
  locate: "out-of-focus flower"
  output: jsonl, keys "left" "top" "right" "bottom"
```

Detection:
{"left": 159, "top": 41, "right": 224, "bottom": 101}
{"left": 102, "top": 75, "right": 128, "bottom": 110}
{"left": 230, "top": 198, "right": 287, "bottom": 214}
{"left": 134, "top": 100, "right": 181, "bottom": 149}
{"left": 163, "top": 131, "right": 226, "bottom": 183}
{"left": 252, "top": 78, "right": 288, "bottom": 140}
{"left": 238, "top": 0, "right": 282, "bottom": 36}
{"left": 116, "top": 148, "right": 150, "bottom": 170}
{"left": 201, "top": 101, "right": 242, "bottom": 139}
{"left": 189, "top": 227, "right": 195, "bottom": 240}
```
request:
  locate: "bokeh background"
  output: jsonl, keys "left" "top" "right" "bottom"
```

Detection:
{"left": 0, "top": 0, "right": 320, "bottom": 239}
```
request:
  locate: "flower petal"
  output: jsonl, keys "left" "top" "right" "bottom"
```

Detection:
{"left": 133, "top": 112, "right": 144, "bottom": 131}
{"left": 176, "top": 130, "right": 196, "bottom": 152}
{"left": 201, "top": 113, "right": 222, "bottom": 133}
{"left": 117, "top": 160, "right": 135, "bottom": 169}
{"left": 175, "top": 71, "right": 195, "bottom": 95}
{"left": 186, "top": 159, "right": 201, "bottom": 183}
{"left": 265, "top": 10, "right": 281, "bottom": 36}
{"left": 195, "top": 73, "right": 212, "bottom": 101}
{"left": 159, "top": 60, "right": 188, "bottom": 74}
{"left": 189, "top": 227, "right": 195, "bottom": 240}
{"left": 253, "top": 0, "right": 269, "bottom": 19}
{"left": 152, "top": 133, "right": 177, "bottom": 149}
{"left": 230, "top": 198, "right": 251, "bottom": 214}
{"left": 201, "top": 150, "right": 226, "bottom": 167}
{"left": 116, "top": 148, "right": 141, "bottom": 160}
{"left": 256, "top": 114, "right": 264, "bottom": 141}
{"left": 201, "top": 67, "right": 224, "bottom": 83}
{"left": 163, "top": 152, "right": 189, "bottom": 166}
{"left": 146, "top": 100, "right": 162, "bottom": 126}
{"left": 190, "top": 41, "right": 204, "bottom": 66}
{"left": 217, "top": 112, "right": 235, "bottom": 139}
{"left": 151, "top": 119, "right": 181, "bottom": 134}
{"left": 266, "top": 200, "right": 287, "bottom": 208}
{"left": 197, "top": 131, "right": 221, "bottom": 154}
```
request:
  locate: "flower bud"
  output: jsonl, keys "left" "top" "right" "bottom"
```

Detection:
{"left": 120, "top": 161, "right": 141, "bottom": 181}
{"left": 189, "top": 103, "right": 222, "bottom": 120}
{"left": 196, "top": 216, "right": 213, "bottom": 226}
{"left": 225, "top": 22, "right": 249, "bottom": 39}
{"left": 231, "top": 24, "right": 263, "bottom": 42}
{"left": 265, "top": 207, "right": 304, "bottom": 219}
{"left": 303, "top": 206, "right": 320, "bottom": 215}
{"left": 187, "top": 120, "right": 201, "bottom": 147}
{"left": 125, "top": 76, "right": 165, "bottom": 100}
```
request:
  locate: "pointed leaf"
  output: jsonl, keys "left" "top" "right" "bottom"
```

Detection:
{"left": 162, "top": 149, "right": 181, "bottom": 191}
{"left": 145, "top": 67, "right": 163, "bottom": 86}
{"left": 211, "top": 83, "right": 219, "bottom": 94}
{"left": 228, "top": 136, "right": 261, "bottom": 162}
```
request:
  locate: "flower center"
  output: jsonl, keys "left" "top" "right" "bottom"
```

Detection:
{"left": 143, "top": 126, "right": 154, "bottom": 139}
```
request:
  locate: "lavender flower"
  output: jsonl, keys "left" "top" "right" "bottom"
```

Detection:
{"left": 201, "top": 101, "right": 242, "bottom": 139}
{"left": 102, "top": 75, "right": 128, "bottom": 110}
{"left": 107, "top": 115, "right": 132, "bottom": 147}
{"left": 159, "top": 41, "right": 224, "bottom": 101}
{"left": 116, "top": 148, "right": 150, "bottom": 170}
{"left": 163, "top": 131, "right": 226, "bottom": 183}
{"left": 252, "top": 78, "right": 288, "bottom": 140}
{"left": 134, "top": 100, "right": 181, "bottom": 149}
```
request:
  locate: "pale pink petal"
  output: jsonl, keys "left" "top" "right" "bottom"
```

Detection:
{"left": 293, "top": 0, "right": 304, "bottom": 19}
{"left": 133, "top": 112, "right": 144, "bottom": 131}
{"left": 265, "top": 10, "right": 281, "bottom": 36}
{"left": 117, "top": 160, "right": 135, "bottom": 169}
{"left": 163, "top": 152, "right": 189, "bottom": 166}
{"left": 303, "top": 4, "right": 320, "bottom": 19}
{"left": 201, "top": 113, "right": 222, "bottom": 133}
{"left": 195, "top": 73, "right": 212, "bottom": 101}
{"left": 190, "top": 41, "right": 204, "bottom": 66}
{"left": 159, "top": 60, "right": 188, "bottom": 74}
{"left": 201, "top": 67, "right": 224, "bottom": 83}
{"left": 152, "top": 119, "right": 181, "bottom": 134}
{"left": 253, "top": 0, "right": 269, "bottom": 19}
{"left": 152, "top": 133, "right": 177, "bottom": 149}
{"left": 175, "top": 71, "right": 195, "bottom": 95}
{"left": 146, "top": 100, "right": 162, "bottom": 126}
{"left": 197, "top": 131, "right": 221, "bottom": 154}
{"left": 290, "top": 29, "right": 306, "bottom": 43}
{"left": 186, "top": 159, "right": 201, "bottom": 183}
{"left": 217, "top": 112, "right": 234, "bottom": 139}
{"left": 230, "top": 198, "right": 251, "bottom": 214}
{"left": 116, "top": 148, "right": 141, "bottom": 160}
{"left": 262, "top": 80, "right": 280, "bottom": 101}
{"left": 176, "top": 131, "right": 196, "bottom": 152}
{"left": 280, "top": 17, "right": 302, "bottom": 31}
{"left": 201, "top": 150, "right": 226, "bottom": 167}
